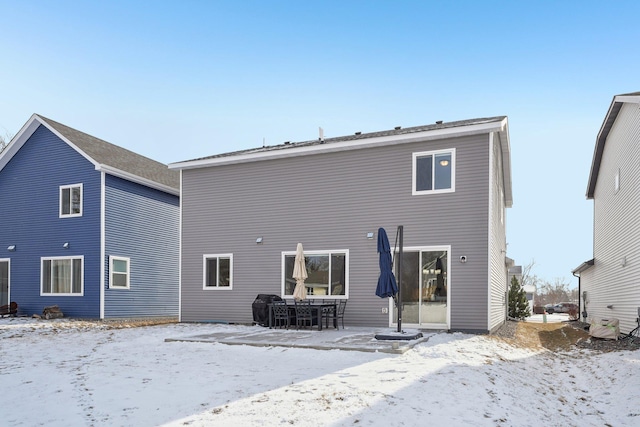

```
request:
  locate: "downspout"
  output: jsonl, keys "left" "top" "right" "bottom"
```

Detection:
{"left": 396, "top": 225, "right": 403, "bottom": 333}
{"left": 572, "top": 270, "right": 585, "bottom": 322}
{"left": 100, "top": 171, "right": 105, "bottom": 319}
{"left": 572, "top": 259, "right": 593, "bottom": 322}
{"left": 572, "top": 270, "right": 580, "bottom": 316}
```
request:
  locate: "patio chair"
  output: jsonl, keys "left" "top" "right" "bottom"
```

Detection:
{"left": 272, "top": 300, "right": 291, "bottom": 329}
{"left": 335, "top": 299, "right": 347, "bottom": 330}
{"left": 321, "top": 299, "right": 336, "bottom": 329}
{"left": 294, "top": 300, "right": 318, "bottom": 330}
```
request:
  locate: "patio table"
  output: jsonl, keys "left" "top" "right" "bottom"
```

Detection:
{"left": 268, "top": 301, "right": 337, "bottom": 330}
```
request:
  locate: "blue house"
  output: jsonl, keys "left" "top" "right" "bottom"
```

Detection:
{"left": 0, "top": 114, "right": 180, "bottom": 319}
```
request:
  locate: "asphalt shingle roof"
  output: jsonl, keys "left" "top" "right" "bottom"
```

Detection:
{"left": 186, "top": 116, "right": 507, "bottom": 163}
{"left": 38, "top": 115, "right": 179, "bottom": 191}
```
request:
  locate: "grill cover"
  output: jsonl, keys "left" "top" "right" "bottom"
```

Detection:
{"left": 252, "top": 294, "right": 283, "bottom": 326}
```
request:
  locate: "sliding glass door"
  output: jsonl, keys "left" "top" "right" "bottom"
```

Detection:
{"left": 392, "top": 248, "right": 449, "bottom": 326}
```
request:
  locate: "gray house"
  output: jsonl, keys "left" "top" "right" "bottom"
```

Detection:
{"left": 170, "top": 116, "right": 513, "bottom": 333}
{"left": 573, "top": 92, "right": 640, "bottom": 334}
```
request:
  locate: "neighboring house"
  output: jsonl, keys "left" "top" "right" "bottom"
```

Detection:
{"left": 170, "top": 116, "right": 513, "bottom": 333}
{"left": 573, "top": 92, "right": 640, "bottom": 334}
{"left": 0, "top": 114, "right": 180, "bottom": 319}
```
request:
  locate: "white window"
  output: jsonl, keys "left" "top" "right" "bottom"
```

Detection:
{"left": 109, "top": 256, "right": 130, "bottom": 289}
{"left": 281, "top": 250, "right": 348, "bottom": 299}
{"left": 60, "top": 184, "right": 83, "bottom": 217}
{"left": 203, "top": 254, "right": 233, "bottom": 289}
{"left": 41, "top": 256, "right": 83, "bottom": 295}
{"left": 412, "top": 149, "right": 455, "bottom": 195}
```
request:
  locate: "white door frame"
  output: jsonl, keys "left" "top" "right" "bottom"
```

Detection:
{"left": 390, "top": 245, "right": 451, "bottom": 329}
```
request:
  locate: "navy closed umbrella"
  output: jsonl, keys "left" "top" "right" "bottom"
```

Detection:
{"left": 375, "top": 227, "right": 398, "bottom": 298}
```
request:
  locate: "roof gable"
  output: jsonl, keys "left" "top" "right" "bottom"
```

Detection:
{"left": 587, "top": 92, "right": 640, "bottom": 198}
{"left": 0, "top": 114, "right": 179, "bottom": 195}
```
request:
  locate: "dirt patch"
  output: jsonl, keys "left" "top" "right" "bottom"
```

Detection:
{"left": 492, "top": 320, "right": 640, "bottom": 353}
{"left": 59, "top": 317, "right": 179, "bottom": 330}
{"left": 525, "top": 322, "right": 590, "bottom": 351}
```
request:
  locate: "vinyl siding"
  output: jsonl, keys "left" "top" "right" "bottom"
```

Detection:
{"left": 0, "top": 125, "right": 101, "bottom": 317}
{"left": 488, "top": 132, "right": 508, "bottom": 333}
{"left": 588, "top": 102, "right": 640, "bottom": 333}
{"left": 181, "top": 133, "right": 492, "bottom": 330}
{"left": 104, "top": 175, "right": 179, "bottom": 318}
{"left": 579, "top": 267, "right": 594, "bottom": 321}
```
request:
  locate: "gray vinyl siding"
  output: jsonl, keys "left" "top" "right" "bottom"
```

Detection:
{"left": 488, "top": 132, "right": 508, "bottom": 333}
{"left": 104, "top": 175, "right": 179, "bottom": 318}
{"left": 579, "top": 267, "right": 594, "bottom": 321}
{"left": 181, "top": 133, "right": 492, "bottom": 330}
{"left": 589, "top": 102, "right": 640, "bottom": 333}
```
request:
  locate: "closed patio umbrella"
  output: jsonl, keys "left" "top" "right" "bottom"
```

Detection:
{"left": 293, "top": 243, "right": 308, "bottom": 301}
{"left": 375, "top": 227, "right": 398, "bottom": 298}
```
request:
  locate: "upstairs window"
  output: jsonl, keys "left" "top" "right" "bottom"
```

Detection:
{"left": 60, "top": 184, "right": 83, "bottom": 217}
{"left": 412, "top": 149, "right": 455, "bottom": 195}
{"left": 203, "top": 254, "right": 233, "bottom": 289}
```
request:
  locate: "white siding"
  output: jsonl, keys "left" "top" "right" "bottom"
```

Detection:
{"left": 589, "top": 102, "right": 640, "bottom": 333}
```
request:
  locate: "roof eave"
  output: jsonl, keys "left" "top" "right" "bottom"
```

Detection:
{"left": 572, "top": 259, "right": 594, "bottom": 275}
{"left": 97, "top": 164, "right": 180, "bottom": 196}
{"left": 169, "top": 118, "right": 508, "bottom": 170}
{"left": 587, "top": 93, "right": 640, "bottom": 199}
{"left": 0, "top": 114, "right": 178, "bottom": 194}
{"left": 497, "top": 119, "right": 513, "bottom": 208}
{"left": 0, "top": 114, "right": 101, "bottom": 173}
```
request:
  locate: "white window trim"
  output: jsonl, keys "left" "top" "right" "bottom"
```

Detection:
{"left": 202, "top": 254, "right": 233, "bottom": 290}
{"left": 412, "top": 148, "right": 456, "bottom": 195}
{"left": 40, "top": 256, "right": 84, "bottom": 296}
{"left": 280, "top": 249, "right": 349, "bottom": 299}
{"left": 109, "top": 256, "right": 130, "bottom": 289}
{"left": 615, "top": 168, "right": 620, "bottom": 194}
{"left": 59, "top": 183, "right": 83, "bottom": 218}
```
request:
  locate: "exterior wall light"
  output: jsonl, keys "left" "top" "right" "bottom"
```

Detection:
{"left": 256, "top": 237, "right": 263, "bottom": 244}
{"left": 366, "top": 232, "right": 374, "bottom": 239}
{"left": 63, "top": 242, "right": 70, "bottom": 249}
{"left": 7, "top": 245, "right": 16, "bottom": 251}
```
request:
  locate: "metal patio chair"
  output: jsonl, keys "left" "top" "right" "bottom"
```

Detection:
{"left": 294, "top": 300, "right": 317, "bottom": 330}
{"left": 322, "top": 299, "right": 347, "bottom": 329}
{"left": 272, "top": 300, "right": 291, "bottom": 329}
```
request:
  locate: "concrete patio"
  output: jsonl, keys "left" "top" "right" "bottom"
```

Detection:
{"left": 166, "top": 324, "right": 436, "bottom": 354}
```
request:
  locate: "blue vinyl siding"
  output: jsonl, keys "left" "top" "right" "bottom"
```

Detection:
{"left": 0, "top": 125, "right": 101, "bottom": 317}
{"left": 104, "top": 175, "right": 179, "bottom": 318}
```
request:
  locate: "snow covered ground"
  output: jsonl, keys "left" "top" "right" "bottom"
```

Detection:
{"left": 1, "top": 317, "right": 639, "bottom": 426}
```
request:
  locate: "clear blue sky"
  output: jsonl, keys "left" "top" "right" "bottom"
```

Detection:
{"left": 2, "top": 1, "right": 639, "bottom": 285}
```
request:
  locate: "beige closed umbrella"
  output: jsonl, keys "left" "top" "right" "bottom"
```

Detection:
{"left": 292, "top": 243, "right": 308, "bottom": 301}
